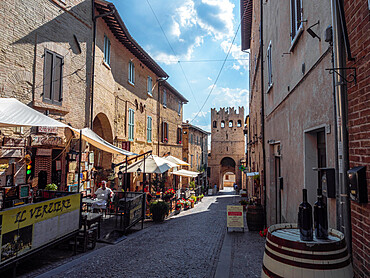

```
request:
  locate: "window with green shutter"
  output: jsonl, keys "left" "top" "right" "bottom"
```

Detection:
{"left": 128, "top": 108, "right": 134, "bottom": 141}
{"left": 147, "top": 116, "right": 152, "bottom": 143}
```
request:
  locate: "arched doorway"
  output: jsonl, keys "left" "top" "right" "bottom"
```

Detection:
{"left": 92, "top": 113, "right": 113, "bottom": 176}
{"left": 220, "top": 157, "right": 236, "bottom": 190}
{"left": 223, "top": 171, "right": 235, "bottom": 188}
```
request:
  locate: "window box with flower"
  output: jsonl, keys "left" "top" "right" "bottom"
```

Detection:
{"left": 164, "top": 138, "right": 168, "bottom": 143}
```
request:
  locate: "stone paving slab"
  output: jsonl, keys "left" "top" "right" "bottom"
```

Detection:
{"left": 17, "top": 189, "right": 265, "bottom": 278}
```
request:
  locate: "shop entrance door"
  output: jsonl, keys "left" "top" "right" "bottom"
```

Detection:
{"left": 275, "top": 156, "right": 281, "bottom": 223}
{"left": 38, "top": 170, "right": 47, "bottom": 189}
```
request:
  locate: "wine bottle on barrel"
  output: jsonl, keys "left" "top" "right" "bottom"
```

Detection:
{"left": 298, "top": 188, "right": 313, "bottom": 241}
{"left": 314, "top": 187, "right": 328, "bottom": 239}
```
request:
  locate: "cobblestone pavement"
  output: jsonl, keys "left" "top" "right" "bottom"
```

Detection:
{"left": 24, "top": 189, "right": 265, "bottom": 278}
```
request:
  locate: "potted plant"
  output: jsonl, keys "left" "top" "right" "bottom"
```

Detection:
{"left": 190, "top": 195, "right": 197, "bottom": 204}
{"left": 163, "top": 188, "right": 175, "bottom": 202}
{"left": 175, "top": 201, "right": 182, "bottom": 214}
{"left": 239, "top": 199, "right": 248, "bottom": 211}
{"left": 184, "top": 200, "right": 191, "bottom": 210}
{"left": 149, "top": 200, "right": 170, "bottom": 222}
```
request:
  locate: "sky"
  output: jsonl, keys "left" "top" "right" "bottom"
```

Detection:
{"left": 112, "top": 0, "right": 250, "bottom": 133}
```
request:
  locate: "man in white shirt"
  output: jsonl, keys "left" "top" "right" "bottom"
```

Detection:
{"left": 92, "top": 180, "right": 113, "bottom": 211}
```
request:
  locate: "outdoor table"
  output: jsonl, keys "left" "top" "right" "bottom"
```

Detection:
{"left": 82, "top": 197, "right": 96, "bottom": 212}
{"left": 262, "top": 223, "right": 353, "bottom": 278}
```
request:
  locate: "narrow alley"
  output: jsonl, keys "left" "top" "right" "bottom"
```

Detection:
{"left": 28, "top": 189, "right": 265, "bottom": 278}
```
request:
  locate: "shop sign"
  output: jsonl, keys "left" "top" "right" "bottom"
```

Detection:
{"left": 0, "top": 147, "right": 24, "bottom": 158}
{"left": 3, "top": 138, "right": 26, "bottom": 147}
{"left": 0, "top": 194, "right": 80, "bottom": 265}
{"left": 31, "top": 135, "right": 63, "bottom": 147}
{"left": 37, "top": 126, "right": 58, "bottom": 134}
{"left": 227, "top": 205, "right": 244, "bottom": 229}
{"left": 36, "top": 148, "right": 52, "bottom": 156}
{"left": 129, "top": 195, "right": 143, "bottom": 225}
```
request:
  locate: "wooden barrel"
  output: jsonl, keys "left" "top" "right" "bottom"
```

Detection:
{"left": 261, "top": 223, "right": 353, "bottom": 278}
{"left": 246, "top": 204, "right": 264, "bottom": 231}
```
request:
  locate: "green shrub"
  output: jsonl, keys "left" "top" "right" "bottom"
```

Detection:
{"left": 150, "top": 201, "right": 170, "bottom": 222}
{"left": 45, "top": 183, "right": 58, "bottom": 191}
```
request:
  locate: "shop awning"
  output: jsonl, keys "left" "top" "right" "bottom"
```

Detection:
{"left": 172, "top": 169, "right": 199, "bottom": 178}
{"left": 0, "top": 98, "right": 69, "bottom": 128}
{"left": 125, "top": 155, "right": 176, "bottom": 174}
{"left": 71, "top": 128, "right": 136, "bottom": 156}
{"left": 162, "top": 155, "right": 190, "bottom": 166}
{"left": 247, "top": 172, "right": 259, "bottom": 177}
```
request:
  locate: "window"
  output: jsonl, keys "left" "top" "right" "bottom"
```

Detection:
{"left": 178, "top": 101, "right": 182, "bottom": 115}
{"left": 128, "top": 108, "right": 134, "bottom": 141}
{"left": 221, "top": 121, "right": 225, "bottom": 128}
{"left": 177, "top": 128, "right": 182, "bottom": 144}
{"left": 163, "top": 89, "right": 167, "bottom": 107}
{"left": 290, "top": 0, "right": 302, "bottom": 42}
{"left": 190, "top": 134, "right": 193, "bottom": 144}
{"left": 267, "top": 41, "right": 273, "bottom": 88}
{"left": 147, "top": 76, "right": 152, "bottom": 96}
{"left": 229, "top": 121, "right": 233, "bottom": 127}
{"left": 43, "top": 49, "right": 63, "bottom": 105}
{"left": 147, "top": 116, "right": 152, "bottom": 143}
{"left": 161, "top": 121, "right": 168, "bottom": 143}
{"left": 237, "top": 120, "right": 242, "bottom": 127}
{"left": 104, "top": 35, "right": 111, "bottom": 65}
{"left": 128, "top": 61, "right": 135, "bottom": 84}
{"left": 190, "top": 155, "right": 193, "bottom": 168}
{"left": 213, "top": 121, "right": 217, "bottom": 128}
{"left": 14, "top": 127, "right": 24, "bottom": 134}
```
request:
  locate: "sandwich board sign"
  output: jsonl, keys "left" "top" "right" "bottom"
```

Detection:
{"left": 227, "top": 205, "right": 244, "bottom": 232}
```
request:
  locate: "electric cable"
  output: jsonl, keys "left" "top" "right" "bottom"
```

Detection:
{"left": 189, "top": 0, "right": 252, "bottom": 124}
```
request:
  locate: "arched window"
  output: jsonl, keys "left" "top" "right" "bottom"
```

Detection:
{"left": 221, "top": 121, "right": 225, "bottom": 128}
{"left": 229, "top": 120, "right": 233, "bottom": 127}
{"left": 237, "top": 120, "right": 242, "bottom": 127}
{"left": 213, "top": 121, "right": 217, "bottom": 128}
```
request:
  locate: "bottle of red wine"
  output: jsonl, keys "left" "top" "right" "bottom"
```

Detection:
{"left": 298, "top": 188, "right": 313, "bottom": 241}
{"left": 314, "top": 187, "right": 328, "bottom": 239}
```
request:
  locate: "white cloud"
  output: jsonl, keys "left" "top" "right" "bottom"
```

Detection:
{"left": 220, "top": 40, "right": 249, "bottom": 71}
{"left": 232, "top": 64, "right": 240, "bottom": 70}
{"left": 211, "top": 85, "right": 249, "bottom": 108}
{"left": 191, "top": 110, "right": 208, "bottom": 118}
{"left": 207, "top": 77, "right": 212, "bottom": 81}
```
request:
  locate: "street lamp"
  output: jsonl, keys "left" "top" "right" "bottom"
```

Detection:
{"left": 118, "top": 171, "right": 123, "bottom": 180}
{"left": 67, "top": 150, "right": 78, "bottom": 161}
{"left": 137, "top": 168, "right": 142, "bottom": 176}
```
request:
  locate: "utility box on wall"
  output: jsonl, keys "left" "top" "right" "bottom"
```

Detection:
{"left": 320, "top": 168, "right": 335, "bottom": 198}
{"left": 348, "top": 166, "right": 368, "bottom": 203}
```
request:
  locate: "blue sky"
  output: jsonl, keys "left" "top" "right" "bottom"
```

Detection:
{"left": 112, "top": 0, "right": 249, "bottom": 132}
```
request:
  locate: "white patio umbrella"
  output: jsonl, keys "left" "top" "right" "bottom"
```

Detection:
{"left": 162, "top": 155, "right": 190, "bottom": 166}
{"left": 125, "top": 155, "right": 177, "bottom": 174}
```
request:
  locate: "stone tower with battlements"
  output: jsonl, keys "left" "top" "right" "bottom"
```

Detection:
{"left": 209, "top": 107, "right": 245, "bottom": 190}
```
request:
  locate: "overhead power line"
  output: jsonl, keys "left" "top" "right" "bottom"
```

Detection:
{"left": 189, "top": 0, "right": 252, "bottom": 124}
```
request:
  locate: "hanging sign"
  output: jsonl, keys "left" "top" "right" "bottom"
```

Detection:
{"left": 227, "top": 205, "right": 244, "bottom": 229}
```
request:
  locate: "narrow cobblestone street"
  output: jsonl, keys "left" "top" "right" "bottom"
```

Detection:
{"left": 29, "top": 189, "right": 265, "bottom": 278}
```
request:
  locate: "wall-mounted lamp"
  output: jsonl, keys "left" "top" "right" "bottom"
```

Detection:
{"left": 306, "top": 21, "right": 321, "bottom": 41}
{"left": 137, "top": 168, "right": 142, "bottom": 176}
{"left": 118, "top": 171, "right": 123, "bottom": 180}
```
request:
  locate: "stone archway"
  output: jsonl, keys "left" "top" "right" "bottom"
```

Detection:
{"left": 219, "top": 157, "right": 236, "bottom": 190}
{"left": 92, "top": 113, "right": 113, "bottom": 171}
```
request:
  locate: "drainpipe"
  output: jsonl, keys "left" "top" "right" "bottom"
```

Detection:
{"left": 91, "top": 1, "right": 116, "bottom": 129}
{"left": 260, "top": 0, "right": 267, "bottom": 228}
{"left": 330, "top": 0, "right": 351, "bottom": 253}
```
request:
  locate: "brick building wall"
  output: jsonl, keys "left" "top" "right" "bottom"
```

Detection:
{"left": 0, "top": 0, "right": 92, "bottom": 128}
{"left": 247, "top": 0, "right": 263, "bottom": 198}
{"left": 344, "top": 1, "right": 370, "bottom": 277}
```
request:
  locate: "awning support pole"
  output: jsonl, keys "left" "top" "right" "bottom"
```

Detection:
{"left": 77, "top": 129, "right": 82, "bottom": 193}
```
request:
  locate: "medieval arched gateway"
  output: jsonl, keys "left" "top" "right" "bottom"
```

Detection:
{"left": 209, "top": 107, "right": 245, "bottom": 190}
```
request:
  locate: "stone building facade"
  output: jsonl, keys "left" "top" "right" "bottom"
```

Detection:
{"left": 209, "top": 107, "right": 245, "bottom": 190}
{"left": 344, "top": 0, "right": 370, "bottom": 276}
{"left": 0, "top": 0, "right": 92, "bottom": 190}
{"left": 259, "top": 0, "right": 337, "bottom": 227}
{"left": 182, "top": 121, "right": 209, "bottom": 187}
{"left": 93, "top": 1, "right": 187, "bottom": 190}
